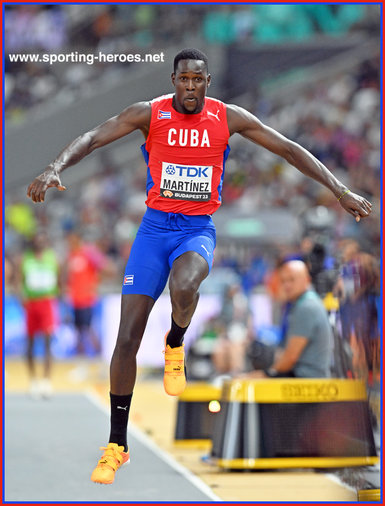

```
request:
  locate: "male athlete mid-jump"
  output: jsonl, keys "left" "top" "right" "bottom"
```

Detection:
{"left": 27, "top": 48, "right": 372, "bottom": 484}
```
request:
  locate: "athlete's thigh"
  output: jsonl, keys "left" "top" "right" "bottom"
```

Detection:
{"left": 122, "top": 222, "right": 171, "bottom": 301}
{"left": 118, "top": 293, "right": 155, "bottom": 337}
{"left": 169, "top": 229, "right": 216, "bottom": 276}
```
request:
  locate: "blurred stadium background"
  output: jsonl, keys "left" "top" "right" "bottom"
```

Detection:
{"left": 4, "top": 3, "right": 381, "bottom": 502}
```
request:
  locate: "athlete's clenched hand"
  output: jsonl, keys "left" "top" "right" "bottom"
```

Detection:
{"left": 338, "top": 190, "right": 372, "bottom": 222}
{"left": 27, "top": 168, "right": 66, "bottom": 203}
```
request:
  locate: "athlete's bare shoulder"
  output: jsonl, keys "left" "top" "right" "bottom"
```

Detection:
{"left": 118, "top": 100, "right": 152, "bottom": 135}
{"left": 226, "top": 103, "right": 261, "bottom": 136}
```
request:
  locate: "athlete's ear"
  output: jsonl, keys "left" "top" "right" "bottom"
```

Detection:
{"left": 207, "top": 74, "right": 211, "bottom": 87}
{"left": 171, "top": 73, "right": 176, "bottom": 86}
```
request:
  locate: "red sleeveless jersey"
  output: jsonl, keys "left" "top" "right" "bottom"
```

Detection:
{"left": 141, "top": 94, "right": 230, "bottom": 215}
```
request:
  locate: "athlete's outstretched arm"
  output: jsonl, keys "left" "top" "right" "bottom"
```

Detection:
{"left": 27, "top": 101, "right": 151, "bottom": 203}
{"left": 227, "top": 104, "right": 372, "bottom": 221}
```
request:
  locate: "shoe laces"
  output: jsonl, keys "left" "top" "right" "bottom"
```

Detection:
{"left": 97, "top": 445, "right": 125, "bottom": 471}
{"left": 164, "top": 345, "right": 185, "bottom": 376}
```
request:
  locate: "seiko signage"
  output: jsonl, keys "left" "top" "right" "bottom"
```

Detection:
{"left": 281, "top": 383, "right": 339, "bottom": 401}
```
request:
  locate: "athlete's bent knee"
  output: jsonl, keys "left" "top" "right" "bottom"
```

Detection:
{"left": 170, "top": 282, "right": 199, "bottom": 308}
{"left": 171, "top": 269, "right": 203, "bottom": 296}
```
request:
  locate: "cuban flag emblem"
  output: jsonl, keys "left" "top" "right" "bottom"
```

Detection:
{"left": 158, "top": 110, "right": 171, "bottom": 119}
{"left": 124, "top": 275, "right": 134, "bottom": 285}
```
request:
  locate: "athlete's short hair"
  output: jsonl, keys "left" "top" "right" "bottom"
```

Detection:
{"left": 173, "top": 48, "right": 209, "bottom": 73}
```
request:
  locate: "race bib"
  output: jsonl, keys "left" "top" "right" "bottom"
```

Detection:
{"left": 25, "top": 269, "right": 56, "bottom": 292}
{"left": 160, "top": 162, "right": 213, "bottom": 201}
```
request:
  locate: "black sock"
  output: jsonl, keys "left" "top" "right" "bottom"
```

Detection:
{"left": 108, "top": 392, "right": 132, "bottom": 452}
{"left": 166, "top": 317, "right": 189, "bottom": 348}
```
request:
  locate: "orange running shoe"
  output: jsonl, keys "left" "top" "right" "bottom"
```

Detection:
{"left": 91, "top": 443, "right": 130, "bottom": 484}
{"left": 163, "top": 332, "right": 186, "bottom": 396}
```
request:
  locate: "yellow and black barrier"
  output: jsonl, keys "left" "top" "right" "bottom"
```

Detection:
{"left": 174, "top": 383, "right": 221, "bottom": 448}
{"left": 357, "top": 489, "right": 381, "bottom": 502}
{"left": 210, "top": 378, "right": 379, "bottom": 469}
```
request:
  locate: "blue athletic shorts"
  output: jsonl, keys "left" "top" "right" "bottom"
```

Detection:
{"left": 122, "top": 207, "right": 216, "bottom": 301}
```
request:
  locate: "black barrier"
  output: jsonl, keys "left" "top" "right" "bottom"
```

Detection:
{"left": 174, "top": 383, "right": 221, "bottom": 447}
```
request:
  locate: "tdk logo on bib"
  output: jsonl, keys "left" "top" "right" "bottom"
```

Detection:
{"left": 161, "top": 162, "right": 213, "bottom": 201}
{"left": 165, "top": 164, "right": 210, "bottom": 178}
{"left": 165, "top": 165, "right": 176, "bottom": 175}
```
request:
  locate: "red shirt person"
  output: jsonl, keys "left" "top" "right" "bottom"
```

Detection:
{"left": 65, "top": 231, "right": 111, "bottom": 356}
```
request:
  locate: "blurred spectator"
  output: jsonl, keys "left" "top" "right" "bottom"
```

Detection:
{"left": 334, "top": 239, "right": 380, "bottom": 381}
{"left": 334, "top": 239, "right": 361, "bottom": 343}
{"left": 246, "top": 260, "right": 333, "bottom": 378}
{"left": 16, "top": 231, "right": 60, "bottom": 398}
{"left": 65, "top": 230, "right": 116, "bottom": 366}
{"left": 212, "top": 283, "right": 254, "bottom": 375}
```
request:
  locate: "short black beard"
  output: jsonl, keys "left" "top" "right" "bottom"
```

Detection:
{"left": 172, "top": 95, "right": 204, "bottom": 114}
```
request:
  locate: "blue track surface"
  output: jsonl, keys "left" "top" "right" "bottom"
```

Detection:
{"left": 5, "top": 393, "right": 215, "bottom": 502}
